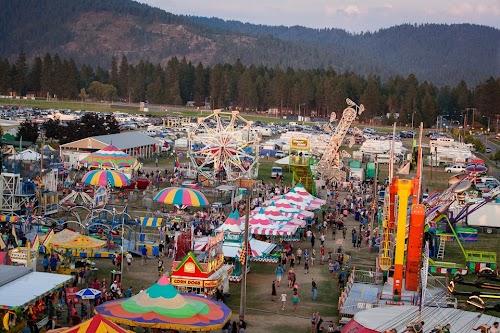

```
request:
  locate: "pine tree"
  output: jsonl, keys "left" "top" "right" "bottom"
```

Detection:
{"left": 12, "top": 52, "right": 28, "bottom": 95}
{"left": 118, "top": 55, "right": 129, "bottom": 100}
{"left": 28, "top": 56, "right": 42, "bottom": 94}
{"left": 0, "top": 59, "right": 11, "bottom": 94}
{"left": 40, "top": 53, "right": 53, "bottom": 97}
{"left": 110, "top": 56, "right": 119, "bottom": 89}
{"left": 193, "top": 63, "right": 207, "bottom": 105}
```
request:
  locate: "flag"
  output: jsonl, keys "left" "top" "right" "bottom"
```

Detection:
{"left": 397, "top": 161, "right": 411, "bottom": 175}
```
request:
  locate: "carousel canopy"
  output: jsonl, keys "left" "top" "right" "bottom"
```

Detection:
{"left": 0, "top": 266, "right": 73, "bottom": 309}
{"left": 50, "top": 229, "right": 106, "bottom": 249}
{"left": 81, "top": 145, "right": 139, "bottom": 170}
{"left": 81, "top": 169, "right": 131, "bottom": 188}
{"left": 95, "top": 276, "right": 231, "bottom": 330}
{"left": 60, "top": 314, "right": 131, "bottom": 333}
{"left": 154, "top": 187, "right": 209, "bottom": 207}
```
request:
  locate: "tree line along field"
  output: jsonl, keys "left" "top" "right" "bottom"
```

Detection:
{"left": 0, "top": 52, "right": 499, "bottom": 128}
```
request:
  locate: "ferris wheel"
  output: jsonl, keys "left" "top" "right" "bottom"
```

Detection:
{"left": 188, "top": 110, "right": 260, "bottom": 182}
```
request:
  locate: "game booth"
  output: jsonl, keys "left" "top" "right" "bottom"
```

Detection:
{"left": 0, "top": 266, "right": 74, "bottom": 333}
{"left": 171, "top": 231, "right": 232, "bottom": 295}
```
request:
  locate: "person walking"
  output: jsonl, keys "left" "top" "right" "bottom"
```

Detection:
{"left": 280, "top": 292, "right": 287, "bottom": 310}
{"left": 157, "top": 257, "right": 164, "bottom": 276}
{"left": 271, "top": 280, "right": 277, "bottom": 301}
{"left": 311, "top": 233, "right": 316, "bottom": 248}
{"left": 304, "top": 258, "right": 310, "bottom": 274}
{"left": 141, "top": 246, "right": 147, "bottom": 265}
{"left": 296, "top": 247, "right": 303, "bottom": 265}
{"left": 125, "top": 252, "right": 133, "bottom": 271}
{"left": 275, "top": 263, "right": 285, "bottom": 287}
{"left": 42, "top": 255, "right": 49, "bottom": 272}
{"left": 352, "top": 229, "right": 357, "bottom": 247}
{"left": 291, "top": 290, "right": 300, "bottom": 311}
{"left": 311, "top": 279, "right": 318, "bottom": 301}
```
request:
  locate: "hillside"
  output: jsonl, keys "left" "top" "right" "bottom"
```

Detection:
{"left": 1, "top": 0, "right": 499, "bottom": 85}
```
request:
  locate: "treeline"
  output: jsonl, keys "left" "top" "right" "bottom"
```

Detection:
{"left": 1, "top": 53, "right": 499, "bottom": 127}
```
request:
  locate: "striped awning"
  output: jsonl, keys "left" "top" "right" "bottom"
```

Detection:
{"left": 140, "top": 217, "right": 163, "bottom": 227}
{"left": 249, "top": 225, "right": 297, "bottom": 236}
{"left": 0, "top": 215, "right": 19, "bottom": 223}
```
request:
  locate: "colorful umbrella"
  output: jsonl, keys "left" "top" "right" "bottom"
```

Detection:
{"left": 95, "top": 276, "right": 231, "bottom": 330}
{"left": 81, "top": 170, "right": 131, "bottom": 188}
{"left": 76, "top": 288, "right": 102, "bottom": 300}
{"left": 81, "top": 145, "right": 138, "bottom": 169}
{"left": 59, "top": 314, "right": 130, "bottom": 333}
{"left": 153, "top": 187, "right": 209, "bottom": 207}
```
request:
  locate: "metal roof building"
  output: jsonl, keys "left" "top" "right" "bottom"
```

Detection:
{"left": 60, "top": 131, "right": 157, "bottom": 158}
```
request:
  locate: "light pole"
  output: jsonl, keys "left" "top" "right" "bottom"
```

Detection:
{"left": 237, "top": 178, "right": 255, "bottom": 321}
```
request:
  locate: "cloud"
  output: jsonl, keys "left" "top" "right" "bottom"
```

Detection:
{"left": 140, "top": 0, "right": 500, "bottom": 32}
{"left": 343, "top": 5, "right": 361, "bottom": 16}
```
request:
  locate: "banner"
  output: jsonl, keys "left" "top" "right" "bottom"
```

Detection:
{"left": 290, "top": 137, "right": 310, "bottom": 151}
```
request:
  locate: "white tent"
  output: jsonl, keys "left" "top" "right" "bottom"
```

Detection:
{"left": 467, "top": 201, "right": 500, "bottom": 228}
{"left": 7, "top": 149, "right": 41, "bottom": 161}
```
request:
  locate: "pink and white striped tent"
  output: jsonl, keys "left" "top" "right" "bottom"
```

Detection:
{"left": 249, "top": 225, "right": 297, "bottom": 236}
{"left": 252, "top": 205, "right": 306, "bottom": 227}
{"left": 217, "top": 210, "right": 242, "bottom": 233}
{"left": 269, "top": 199, "right": 314, "bottom": 219}
{"left": 292, "top": 184, "right": 326, "bottom": 206}
{"left": 251, "top": 206, "right": 289, "bottom": 222}
{"left": 246, "top": 212, "right": 298, "bottom": 236}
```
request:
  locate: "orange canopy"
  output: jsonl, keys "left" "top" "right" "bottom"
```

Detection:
{"left": 60, "top": 314, "right": 131, "bottom": 333}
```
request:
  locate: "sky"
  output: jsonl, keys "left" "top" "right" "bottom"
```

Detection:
{"left": 140, "top": 0, "right": 500, "bottom": 32}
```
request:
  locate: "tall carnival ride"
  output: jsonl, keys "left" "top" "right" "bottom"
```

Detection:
{"left": 316, "top": 98, "right": 364, "bottom": 183}
{"left": 188, "top": 110, "right": 260, "bottom": 184}
{"left": 376, "top": 123, "right": 499, "bottom": 300}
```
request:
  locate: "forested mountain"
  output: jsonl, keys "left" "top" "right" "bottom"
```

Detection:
{"left": 0, "top": 0, "right": 499, "bottom": 86}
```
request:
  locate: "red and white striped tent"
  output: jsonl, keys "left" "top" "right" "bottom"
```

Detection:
{"left": 246, "top": 212, "right": 298, "bottom": 236}
{"left": 251, "top": 205, "right": 306, "bottom": 227}
{"left": 251, "top": 206, "right": 289, "bottom": 222}
{"left": 249, "top": 225, "right": 297, "bottom": 236}
{"left": 217, "top": 210, "right": 242, "bottom": 234}
{"left": 268, "top": 200, "right": 314, "bottom": 219}
{"left": 292, "top": 184, "right": 326, "bottom": 206}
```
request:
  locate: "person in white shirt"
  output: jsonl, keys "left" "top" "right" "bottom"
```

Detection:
{"left": 280, "top": 293, "right": 287, "bottom": 310}
{"left": 125, "top": 252, "right": 133, "bottom": 271}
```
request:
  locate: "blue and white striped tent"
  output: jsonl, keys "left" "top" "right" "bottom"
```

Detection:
{"left": 76, "top": 288, "right": 102, "bottom": 300}
{"left": 140, "top": 217, "right": 163, "bottom": 227}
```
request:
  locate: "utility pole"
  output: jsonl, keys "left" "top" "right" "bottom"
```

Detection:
{"left": 238, "top": 178, "right": 255, "bottom": 321}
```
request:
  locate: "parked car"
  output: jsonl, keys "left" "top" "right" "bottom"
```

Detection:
{"left": 444, "top": 164, "right": 466, "bottom": 173}
{"left": 275, "top": 151, "right": 286, "bottom": 158}
{"left": 271, "top": 166, "right": 283, "bottom": 178}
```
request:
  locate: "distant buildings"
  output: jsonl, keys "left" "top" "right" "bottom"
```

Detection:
{"left": 59, "top": 131, "right": 158, "bottom": 167}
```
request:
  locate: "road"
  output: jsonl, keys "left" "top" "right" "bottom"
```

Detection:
{"left": 475, "top": 134, "right": 499, "bottom": 178}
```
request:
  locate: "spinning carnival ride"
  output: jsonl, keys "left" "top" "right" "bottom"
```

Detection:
{"left": 188, "top": 110, "right": 259, "bottom": 183}
{"left": 317, "top": 98, "right": 364, "bottom": 182}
